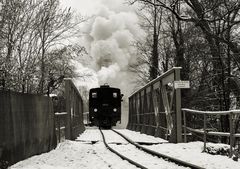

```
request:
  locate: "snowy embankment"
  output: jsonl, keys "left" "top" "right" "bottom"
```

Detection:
{"left": 10, "top": 127, "right": 240, "bottom": 169}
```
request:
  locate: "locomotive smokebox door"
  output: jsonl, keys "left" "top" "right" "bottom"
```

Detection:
{"left": 89, "top": 84, "right": 122, "bottom": 128}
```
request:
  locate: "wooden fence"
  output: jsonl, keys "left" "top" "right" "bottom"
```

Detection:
{"left": 53, "top": 79, "right": 85, "bottom": 142}
{"left": 65, "top": 79, "right": 85, "bottom": 140}
{"left": 1, "top": 79, "right": 85, "bottom": 167}
{"left": 0, "top": 91, "right": 56, "bottom": 166}
{"left": 182, "top": 108, "right": 240, "bottom": 157}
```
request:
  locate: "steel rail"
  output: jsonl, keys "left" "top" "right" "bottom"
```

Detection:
{"left": 112, "top": 129, "right": 205, "bottom": 169}
{"left": 99, "top": 128, "right": 147, "bottom": 169}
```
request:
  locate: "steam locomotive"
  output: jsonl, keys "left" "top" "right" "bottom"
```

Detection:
{"left": 89, "top": 84, "right": 123, "bottom": 128}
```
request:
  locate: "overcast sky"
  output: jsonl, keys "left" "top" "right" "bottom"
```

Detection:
{"left": 60, "top": 0, "right": 102, "bottom": 16}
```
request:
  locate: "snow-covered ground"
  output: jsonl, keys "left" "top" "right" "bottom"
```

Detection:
{"left": 116, "top": 129, "right": 240, "bottom": 169}
{"left": 114, "top": 129, "right": 168, "bottom": 144}
{"left": 10, "top": 127, "right": 240, "bottom": 169}
{"left": 102, "top": 130, "right": 186, "bottom": 169}
{"left": 10, "top": 138, "right": 137, "bottom": 169}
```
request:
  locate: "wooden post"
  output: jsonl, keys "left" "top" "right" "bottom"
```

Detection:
{"left": 229, "top": 112, "right": 233, "bottom": 158}
{"left": 134, "top": 94, "right": 137, "bottom": 129}
{"left": 203, "top": 114, "right": 207, "bottom": 152}
{"left": 183, "top": 110, "right": 187, "bottom": 143}
{"left": 175, "top": 68, "right": 182, "bottom": 143}
{"left": 161, "top": 85, "right": 172, "bottom": 139}
{"left": 127, "top": 97, "right": 132, "bottom": 129}
{"left": 64, "top": 79, "right": 72, "bottom": 140}
{"left": 58, "top": 116, "right": 61, "bottom": 143}
{"left": 87, "top": 113, "right": 89, "bottom": 125}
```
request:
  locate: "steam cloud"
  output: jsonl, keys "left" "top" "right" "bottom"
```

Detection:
{"left": 74, "top": 0, "right": 145, "bottom": 127}
{"left": 84, "top": 0, "right": 145, "bottom": 96}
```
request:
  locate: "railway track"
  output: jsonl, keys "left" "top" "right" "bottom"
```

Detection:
{"left": 99, "top": 128, "right": 204, "bottom": 169}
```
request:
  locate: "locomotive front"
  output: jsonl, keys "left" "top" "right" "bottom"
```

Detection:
{"left": 89, "top": 84, "right": 122, "bottom": 128}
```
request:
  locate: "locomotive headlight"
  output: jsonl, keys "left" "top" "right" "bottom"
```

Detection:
{"left": 113, "top": 108, "right": 117, "bottom": 112}
{"left": 94, "top": 108, "right": 97, "bottom": 112}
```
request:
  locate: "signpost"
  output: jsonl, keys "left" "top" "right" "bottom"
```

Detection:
{"left": 174, "top": 81, "right": 190, "bottom": 89}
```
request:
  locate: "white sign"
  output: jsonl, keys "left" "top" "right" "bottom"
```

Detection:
{"left": 174, "top": 81, "right": 190, "bottom": 89}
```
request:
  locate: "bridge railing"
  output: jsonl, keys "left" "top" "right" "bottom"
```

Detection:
{"left": 53, "top": 79, "right": 85, "bottom": 141}
{"left": 127, "top": 67, "right": 182, "bottom": 143}
{"left": 182, "top": 108, "right": 240, "bottom": 157}
{"left": 64, "top": 79, "right": 85, "bottom": 140}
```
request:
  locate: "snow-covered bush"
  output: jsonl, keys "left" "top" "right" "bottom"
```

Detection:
{"left": 205, "top": 143, "right": 230, "bottom": 156}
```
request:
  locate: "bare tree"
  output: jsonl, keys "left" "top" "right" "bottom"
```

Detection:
{"left": 0, "top": 0, "right": 86, "bottom": 94}
{"left": 34, "top": 0, "right": 83, "bottom": 93}
{"left": 129, "top": 0, "right": 164, "bottom": 85}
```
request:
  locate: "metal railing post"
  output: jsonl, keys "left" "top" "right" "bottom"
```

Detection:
{"left": 229, "top": 112, "right": 233, "bottom": 158}
{"left": 203, "top": 114, "right": 207, "bottom": 152}
{"left": 58, "top": 116, "right": 61, "bottom": 143}
{"left": 183, "top": 110, "right": 187, "bottom": 143}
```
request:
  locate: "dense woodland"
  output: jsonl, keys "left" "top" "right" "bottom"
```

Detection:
{"left": 130, "top": 0, "right": 240, "bottom": 110}
{"left": 129, "top": 0, "right": 240, "bottom": 138}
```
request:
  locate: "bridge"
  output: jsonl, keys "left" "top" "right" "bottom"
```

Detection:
{"left": 127, "top": 67, "right": 240, "bottom": 157}
{"left": 0, "top": 67, "right": 240, "bottom": 168}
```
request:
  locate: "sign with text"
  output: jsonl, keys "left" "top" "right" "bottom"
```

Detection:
{"left": 174, "top": 81, "right": 190, "bottom": 89}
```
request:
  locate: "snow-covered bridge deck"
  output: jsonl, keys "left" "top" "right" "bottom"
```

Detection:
{"left": 10, "top": 128, "right": 240, "bottom": 169}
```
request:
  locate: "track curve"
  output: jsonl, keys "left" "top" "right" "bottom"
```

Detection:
{"left": 99, "top": 128, "right": 147, "bottom": 169}
{"left": 112, "top": 129, "right": 204, "bottom": 169}
{"left": 100, "top": 128, "right": 205, "bottom": 169}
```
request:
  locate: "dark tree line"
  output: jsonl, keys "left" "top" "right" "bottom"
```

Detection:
{"left": 130, "top": 0, "right": 240, "bottom": 139}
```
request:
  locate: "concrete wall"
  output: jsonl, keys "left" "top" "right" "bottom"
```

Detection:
{"left": 0, "top": 91, "right": 56, "bottom": 166}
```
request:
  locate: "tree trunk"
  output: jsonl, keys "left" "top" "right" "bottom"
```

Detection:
{"left": 149, "top": 4, "right": 159, "bottom": 80}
